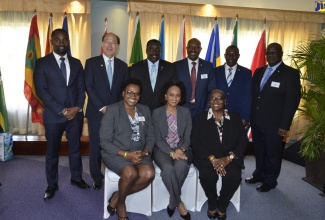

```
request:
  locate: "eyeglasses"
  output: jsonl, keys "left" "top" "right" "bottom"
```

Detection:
{"left": 210, "top": 96, "right": 224, "bottom": 101}
{"left": 126, "top": 90, "right": 141, "bottom": 97}
{"left": 103, "top": 41, "right": 118, "bottom": 46}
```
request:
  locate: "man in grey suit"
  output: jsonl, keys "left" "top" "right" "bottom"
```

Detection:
{"left": 245, "top": 43, "right": 301, "bottom": 192}
{"left": 129, "top": 39, "right": 177, "bottom": 111}
{"left": 85, "top": 32, "right": 128, "bottom": 189}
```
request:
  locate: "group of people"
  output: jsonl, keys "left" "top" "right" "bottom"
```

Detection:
{"left": 34, "top": 28, "right": 301, "bottom": 220}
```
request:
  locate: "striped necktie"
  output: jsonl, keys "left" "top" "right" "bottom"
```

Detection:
{"left": 227, "top": 67, "right": 233, "bottom": 87}
{"left": 260, "top": 67, "right": 273, "bottom": 91}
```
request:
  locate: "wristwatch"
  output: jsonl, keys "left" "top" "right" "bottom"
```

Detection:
{"left": 229, "top": 154, "right": 235, "bottom": 160}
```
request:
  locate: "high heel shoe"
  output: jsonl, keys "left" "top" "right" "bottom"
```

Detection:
{"left": 107, "top": 191, "right": 117, "bottom": 215}
{"left": 117, "top": 216, "right": 129, "bottom": 220}
{"left": 180, "top": 212, "right": 191, "bottom": 220}
{"left": 167, "top": 205, "right": 175, "bottom": 217}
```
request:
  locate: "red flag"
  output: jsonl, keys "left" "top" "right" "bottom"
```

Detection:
{"left": 100, "top": 18, "right": 108, "bottom": 54}
{"left": 250, "top": 24, "right": 266, "bottom": 75}
{"left": 45, "top": 13, "right": 53, "bottom": 55}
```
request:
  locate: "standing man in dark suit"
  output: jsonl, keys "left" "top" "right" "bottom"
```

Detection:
{"left": 129, "top": 39, "right": 177, "bottom": 111}
{"left": 174, "top": 38, "right": 216, "bottom": 119}
{"left": 213, "top": 45, "right": 252, "bottom": 126}
{"left": 245, "top": 43, "right": 301, "bottom": 192}
{"left": 85, "top": 32, "right": 128, "bottom": 190}
{"left": 34, "top": 29, "right": 90, "bottom": 200}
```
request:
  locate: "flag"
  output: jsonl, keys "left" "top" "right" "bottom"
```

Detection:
{"left": 0, "top": 69, "right": 9, "bottom": 132}
{"left": 176, "top": 18, "right": 186, "bottom": 61}
{"left": 24, "top": 14, "right": 43, "bottom": 124}
{"left": 45, "top": 13, "right": 53, "bottom": 55}
{"left": 250, "top": 25, "right": 266, "bottom": 75}
{"left": 205, "top": 22, "right": 221, "bottom": 67}
{"left": 159, "top": 16, "right": 165, "bottom": 60}
{"left": 62, "top": 13, "right": 71, "bottom": 56}
{"left": 231, "top": 18, "right": 238, "bottom": 46}
{"left": 129, "top": 15, "right": 143, "bottom": 66}
{"left": 100, "top": 18, "right": 108, "bottom": 54}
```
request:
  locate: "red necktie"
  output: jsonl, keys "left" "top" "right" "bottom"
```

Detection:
{"left": 190, "top": 62, "right": 196, "bottom": 101}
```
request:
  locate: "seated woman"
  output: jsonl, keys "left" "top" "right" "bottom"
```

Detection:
{"left": 191, "top": 89, "right": 248, "bottom": 220}
{"left": 152, "top": 80, "right": 192, "bottom": 220}
{"left": 100, "top": 78, "right": 155, "bottom": 220}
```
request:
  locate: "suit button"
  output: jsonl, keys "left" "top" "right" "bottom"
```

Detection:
{"left": 257, "top": 107, "right": 259, "bottom": 110}
{"left": 258, "top": 96, "right": 261, "bottom": 99}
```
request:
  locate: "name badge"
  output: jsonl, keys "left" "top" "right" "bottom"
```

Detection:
{"left": 138, "top": 116, "right": 145, "bottom": 122}
{"left": 201, "top": 74, "right": 208, "bottom": 79}
{"left": 271, "top": 81, "right": 280, "bottom": 88}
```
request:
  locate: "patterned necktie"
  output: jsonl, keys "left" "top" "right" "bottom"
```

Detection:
{"left": 107, "top": 59, "right": 113, "bottom": 88}
{"left": 150, "top": 64, "right": 156, "bottom": 91}
{"left": 190, "top": 62, "right": 197, "bottom": 101}
{"left": 260, "top": 67, "right": 273, "bottom": 91}
{"left": 227, "top": 67, "right": 233, "bottom": 87}
{"left": 60, "top": 57, "right": 67, "bottom": 84}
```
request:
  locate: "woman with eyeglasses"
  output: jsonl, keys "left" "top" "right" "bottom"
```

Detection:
{"left": 152, "top": 80, "right": 192, "bottom": 220}
{"left": 100, "top": 78, "right": 155, "bottom": 220}
{"left": 191, "top": 89, "right": 248, "bottom": 220}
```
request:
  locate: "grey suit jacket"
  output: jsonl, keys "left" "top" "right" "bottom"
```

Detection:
{"left": 100, "top": 101, "right": 155, "bottom": 159}
{"left": 152, "top": 105, "right": 192, "bottom": 155}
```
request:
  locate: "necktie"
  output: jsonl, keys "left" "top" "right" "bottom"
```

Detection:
{"left": 227, "top": 67, "right": 233, "bottom": 87}
{"left": 190, "top": 62, "right": 196, "bottom": 101}
{"left": 107, "top": 60, "right": 113, "bottom": 88}
{"left": 60, "top": 57, "right": 67, "bottom": 84}
{"left": 150, "top": 64, "right": 156, "bottom": 91}
{"left": 260, "top": 67, "right": 273, "bottom": 91}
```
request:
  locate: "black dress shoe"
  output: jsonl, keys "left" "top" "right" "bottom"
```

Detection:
{"left": 207, "top": 210, "right": 217, "bottom": 219}
{"left": 92, "top": 179, "right": 102, "bottom": 190}
{"left": 107, "top": 192, "right": 117, "bottom": 215}
{"left": 256, "top": 184, "right": 276, "bottom": 192}
{"left": 216, "top": 211, "right": 227, "bottom": 220}
{"left": 245, "top": 176, "right": 263, "bottom": 184}
{"left": 167, "top": 205, "right": 175, "bottom": 217}
{"left": 180, "top": 212, "right": 191, "bottom": 220}
{"left": 44, "top": 185, "right": 58, "bottom": 199}
{"left": 70, "top": 179, "right": 90, "bottom": 189}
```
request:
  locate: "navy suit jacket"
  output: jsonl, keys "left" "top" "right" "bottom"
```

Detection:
{"left": 251, "top": 62, "right": 301, "bottom": 130}
{"left": 85, "top": 56, "right": 128, "bottom": 121}
{"left": 174, "top": 58, "right": 216, "bottom": 118}
{"left": 129, "top": 59, "right": 177, "bottom": 111}
{"left": 213, "top": 64, "right": 252, "bottom": 121}
{"left": 34, "top": 53, "right": 85, "bottom": 123}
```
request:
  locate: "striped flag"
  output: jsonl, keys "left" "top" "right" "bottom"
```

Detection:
{"left": 24, "top": 14, "right": 43, "bottom": 124}
{"left": 100, "top": 18, "right": 108, "bottom": 55}
{"left": 176, "top": 18, "right": 186, "bottom": 61}
{"left": 129, "top": 14, "right": 143, "bottom": 66}
{"left": 250, "top": 21, "right": 266, "bottom": 75}
{"left": 231, "top": 18, "right": 238, "bottom": 46}
{"left": 0, "top": 68, "right": 9, "bottom": 132}
{"left": 62, "top": 13, "right": 71, "bottom": 56}
{"left": 159, "top": 16, "right": 165, "bottom": 60}
{"left": 205, "top": 22, "right": 221, "bottom": 67}
{"left": 45, "top": 13, "right": 53, "bottom": 55}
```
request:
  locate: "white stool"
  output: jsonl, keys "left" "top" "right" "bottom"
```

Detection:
{"left": 103, "top": 167, "right": 152, "bottom": 219}
{"left": 195, "top": 169, "right": 240, "bottom": 212}
{"left": 152, "top": 163, "right": 197, "bottom": 212}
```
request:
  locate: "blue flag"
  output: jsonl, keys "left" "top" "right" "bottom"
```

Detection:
{"left": 205, "top": 23, "right": 221, "bottom": 67}
{"left": 159, "top": 17, "right": 165, "bottom": 60}
{"left": 62, "top": 15, "right": 71, "bottom": 56}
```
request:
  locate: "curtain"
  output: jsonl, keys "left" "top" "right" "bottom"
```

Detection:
{"left": 0, "top": 11, "right": 90, "bottom": 135}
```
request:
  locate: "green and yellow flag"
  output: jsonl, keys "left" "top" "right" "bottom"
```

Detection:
{"left": 129, "top": 14, "right": 143, "bottom": 66}
{"left": 0, "top": 69, "right": 9, "bottom": 132}
{"left": 24, "top": 14, "right": 43, "bottom": 124}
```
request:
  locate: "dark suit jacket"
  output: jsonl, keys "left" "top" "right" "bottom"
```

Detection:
{"left": 85, "top": 56, "right": 128, "bottom": 121}
{"left": 251, "top": 62, "right": 301, "bottom": 130}
{"left": 174, "top": 58, "right": 216, "bottom": 117}
{"left": 191, "top": 111, "right": 248, "bottom": 168}
{"left": 100, "top": 101, "right": 155, "bottom": 159}
{"left": 152, "top": 105, "right": 192, "bottom": 155}
{"left": 213, "top": 64, "right": 252, "bottom": 121}
{"left": 129, "top": 59, "right": 177, "bottom": 111}
{"left": 34, "top": 53, "right": 85, "bottom": 123}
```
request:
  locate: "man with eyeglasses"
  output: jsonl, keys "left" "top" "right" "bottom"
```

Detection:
{"left": 84, "top": 32, "right": 129, "bottom": 190}
{"left": 129, "top": 39, "right": 177, "bottom": 112}
{"left": 174, "top": 38, "right": 216, "bottom": 119}
{"left": 246, "top": 42, "right": 301, "bottom": 192}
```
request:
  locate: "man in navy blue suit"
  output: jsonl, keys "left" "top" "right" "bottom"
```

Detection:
{"left": 213, "top": 45, "right": 252, "bottom": 126}
{"left": 34, "top": 29, "right": 90, "bottom": 200}
{"left": 174, "top": 38, "right": 216, "bottom": 119}
{"left": 85, "top": 32, "right": 128, "bottom": 190}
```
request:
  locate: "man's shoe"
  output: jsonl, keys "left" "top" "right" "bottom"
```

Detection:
{"left": 256, "top": 184, "right": 276, "bottom": 192}
{"left": 245, "top": 176, "right": 263, "bottom": 184}
{"left": 44, "top": 185, "right": 58, "bottom": 199}
{"left": 93, "top": 179, "right": 103, "bottom": 190}
{"left": 70, "top": 179, "right": 90, "bottom": 189}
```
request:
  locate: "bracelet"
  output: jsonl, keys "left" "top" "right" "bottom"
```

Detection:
{"left": 170, "top": 151, "right": 174, "bottom": 157}
{"left": 124, "top": 151, "right": 128, "bottom": 158}
{"left": 208, "top": 155, "right": 215, "bottom": 161}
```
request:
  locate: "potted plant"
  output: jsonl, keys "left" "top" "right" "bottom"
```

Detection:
{"left": 291, "top": 37, "right": 325, "bottom": 193}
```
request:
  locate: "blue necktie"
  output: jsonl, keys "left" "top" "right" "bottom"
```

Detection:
{"left": 227, "top": 67, "right": 233, "bottom": 87}
{"left": 107, "top": 60, "right": 113, "bottom": 88}
{"left": 60, "top": 57, "right": 67, "bottom": 84}
{"left": 260, "top": 67, "right": 273, "bottom": 91}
